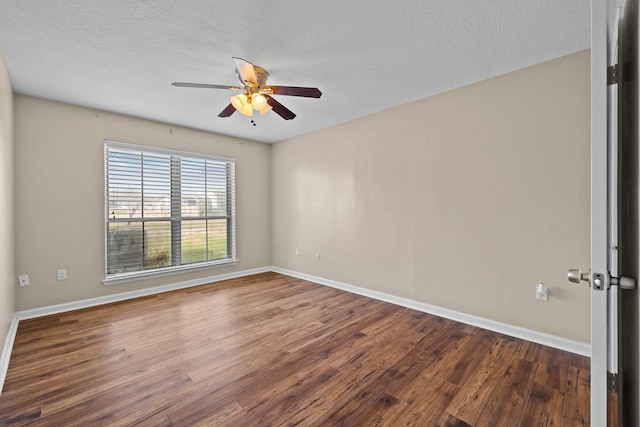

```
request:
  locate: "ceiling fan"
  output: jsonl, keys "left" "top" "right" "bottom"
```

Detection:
{"left": 172, "top": 57, "right": 322, "bottom": 120}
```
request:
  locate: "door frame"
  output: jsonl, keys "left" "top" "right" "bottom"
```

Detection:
{"left": 591, "top": 0, "right": 611, "bottom": 424}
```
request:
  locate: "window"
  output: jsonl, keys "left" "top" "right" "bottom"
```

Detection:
{"left": 105, "top": 141, "right": 236, "bottom": 282}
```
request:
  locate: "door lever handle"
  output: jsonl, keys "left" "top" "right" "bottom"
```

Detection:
{"left": 610, "top": 275, "right": 637, "bottom": 290}
{"left": 567, "top": 269, "right": 637, "bottom": 290}
{"left": 568, "top": 269, "right": 590, "bottom": 285}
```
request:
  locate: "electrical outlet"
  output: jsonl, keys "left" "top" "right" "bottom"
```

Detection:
{"left": 536, "top": 283, "right": 548, "bottom": 301}
{"left": 57, "top": 269, "right": 67, "bottom": 281}
{"left": 315, "top": 253, "right": 320, "bottom": 260}
{"left": 18, "top": 275, "right": 30, "bottom": 287}
{"left": 295, "top": 248, "right": 299, "bottom": 256}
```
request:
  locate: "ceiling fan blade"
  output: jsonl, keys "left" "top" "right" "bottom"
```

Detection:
{"left": 232, "top": 57, "right": 258, "bottom": 86}
{"left": 218, "top": 103, "right": 236, "bottom": 118}
{"left": 265, "top": 86, "right": 322, "bottom": 98}
{"left": 172, "top": 82, "right": 241, "bottom": 90}
{"left": 266, "top": 96, "right": 296, "bottom": 120}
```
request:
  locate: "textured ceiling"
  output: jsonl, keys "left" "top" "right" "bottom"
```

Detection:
{"left": 0, "top": 1, "right": 590, "bottom": 143}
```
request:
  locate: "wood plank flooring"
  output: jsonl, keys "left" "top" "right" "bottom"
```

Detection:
{"left": 0, "top": 272, "right": 590, "bottom": 426}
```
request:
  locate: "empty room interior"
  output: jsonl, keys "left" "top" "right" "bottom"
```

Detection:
{"left": 0, "top": 1, "right": 631, "bottom": 426}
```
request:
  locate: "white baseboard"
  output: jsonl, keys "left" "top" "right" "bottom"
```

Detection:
{"left": 271, "top": 267, "right": 591, "bottom": 357}
{"left": 0, "top": 314, "right": 19, "bottom": 395}
{"left": 16, "top": 266, "right": 272, "bottom": 321}
{"left": 1, "top": 264, "right": 591, "bottom": 396}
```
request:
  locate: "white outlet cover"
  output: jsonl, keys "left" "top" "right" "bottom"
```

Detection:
{"left": 57, "top": 269, "right": 67, "bottom": 280}
{"left": 536, "top": 283, "right": 548, "bottom": 301}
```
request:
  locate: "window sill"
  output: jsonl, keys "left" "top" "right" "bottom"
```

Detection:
{"left": 102, "top": 259, "right": 239, "bottom": 286}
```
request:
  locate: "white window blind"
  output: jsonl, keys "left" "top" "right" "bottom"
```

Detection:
{"left": 105, "top": 141, "right": 236, "bottom": 280}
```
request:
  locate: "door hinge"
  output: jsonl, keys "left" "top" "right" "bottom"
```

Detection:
{"left": 608, "top": 371, "right": 619, "bottom": 393}
{"left": 608, "top": 64, "right": 619, "bottom": 85}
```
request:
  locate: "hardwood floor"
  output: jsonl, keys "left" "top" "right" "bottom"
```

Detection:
{"left": 0, "top": 272, "right": 590, "bottom": 426}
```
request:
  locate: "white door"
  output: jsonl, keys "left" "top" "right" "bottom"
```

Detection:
{"left": 590, "top": 1, "right": 611, "bottom": 422}
{"left": 590, "top": 0, "right": 637, "bottom": 424}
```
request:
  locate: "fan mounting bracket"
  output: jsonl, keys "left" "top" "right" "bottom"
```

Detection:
{"left": 252, "top": 66, "right": 269, "bottom": 88}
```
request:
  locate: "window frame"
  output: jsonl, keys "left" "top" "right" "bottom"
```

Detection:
{"left": 103, "top": 140, "right": 237, "bottom": 286}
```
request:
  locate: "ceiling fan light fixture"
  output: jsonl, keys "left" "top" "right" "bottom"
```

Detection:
{"left": 258, "top": 103, "right": 272, "bottom": 115}
{"left": 230, "top": 94, "right": 253, "bottom": 116}
{"left": 174, "top": 57, "right": 322, "bottom": 121}
{"left": 251, "top": 93, "right": 268, "bottom": 110}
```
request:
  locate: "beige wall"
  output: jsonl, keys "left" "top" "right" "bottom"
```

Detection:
{"left": 12, "top": 51, "right": 592, "bottom": 344}
{"left": 272, "top": 50, "right": 591, "bottom": 343}
{"left": 0, "top": 52, "right": 14, "bottom": 348}
{"left": 14, "top": 96, "right": 271, "bottom": 310}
